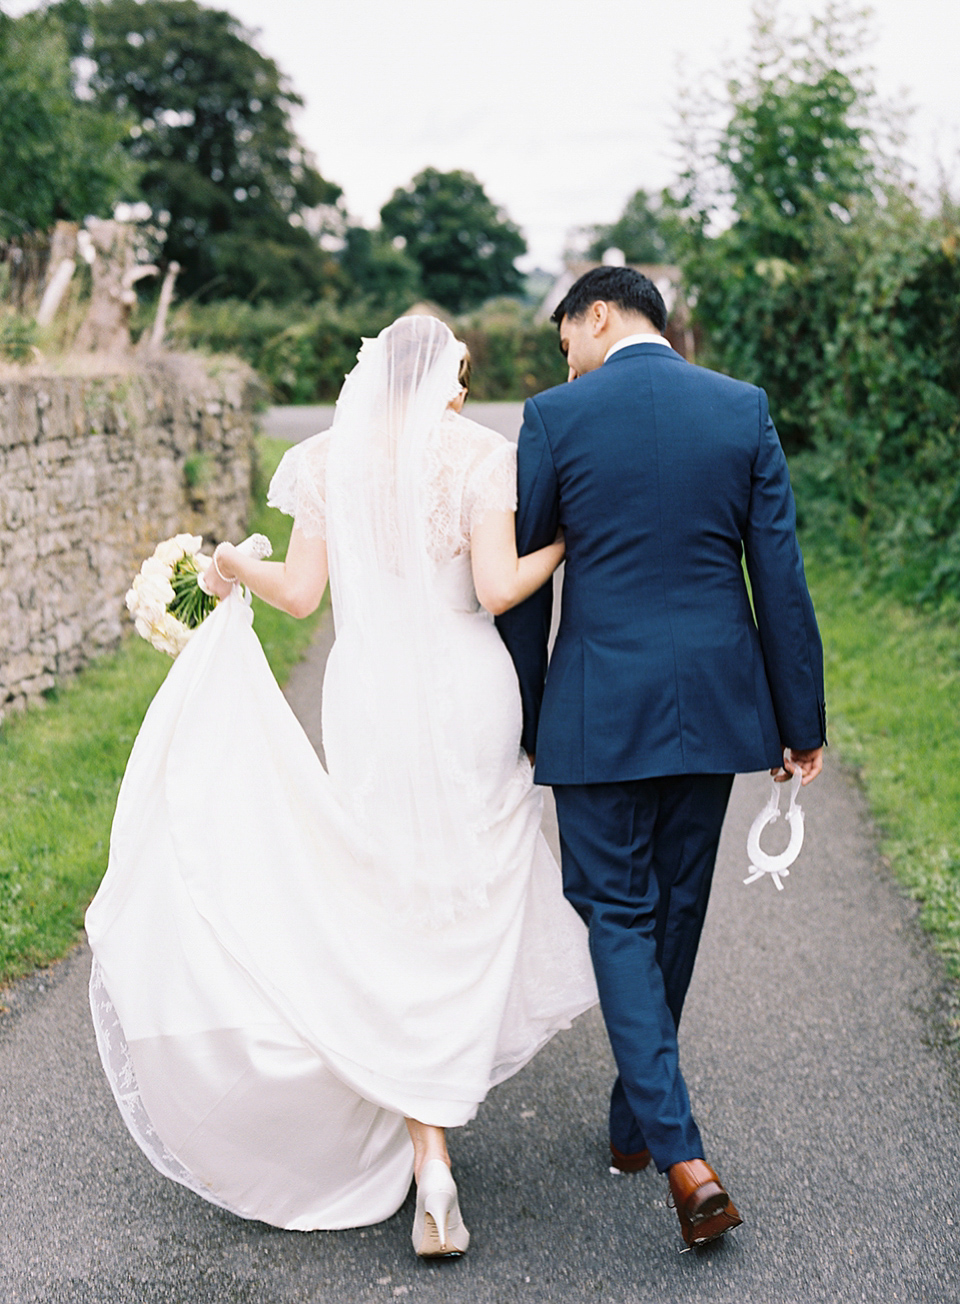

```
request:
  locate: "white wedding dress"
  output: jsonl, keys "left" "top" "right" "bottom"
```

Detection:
{"left": 86, "top": 317, "right": 597, "bottom": 1233}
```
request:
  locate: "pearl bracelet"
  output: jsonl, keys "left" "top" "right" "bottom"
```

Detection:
{"left": 212, "top": 544, "right": 235, "bottom": 584}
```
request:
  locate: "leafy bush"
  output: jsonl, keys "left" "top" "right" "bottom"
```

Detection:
{"left": 257, "top": 307, "right": 388, "bottom": 403}
{"left": 674, "top": 3, "right": 960, "bottom": 604}
{"left": 458, "top": 300, "right": 567, "bottom": 399}
{"left": 0, "top": 312, "right": 37, "bottom": 361}
{"left": 792, "top": 201, "right": 960, "bottom": 601}
{"left": 170, "top": 298, "right": 567, "bottom": 402}
{"left": 168, "top": 299, "right": 391, "bottom": 402}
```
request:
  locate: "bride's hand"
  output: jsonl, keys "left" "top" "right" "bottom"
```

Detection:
{"left": 200, "top": 543, "right": 238, "bottom": 599}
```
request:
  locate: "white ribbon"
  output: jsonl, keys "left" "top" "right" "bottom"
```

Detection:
{"left": 744, "top": 767, "right": 804, "bottom": 891}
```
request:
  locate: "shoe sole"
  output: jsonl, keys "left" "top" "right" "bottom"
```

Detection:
{"left": 683, "top": 1198, "right": 743, "bottom": 1247}
{"left": 686, "top": 1212, "right": 743, "bottom": 1247}
{"left": 610, "top": 1145, "right": 652, "bottom": 1173}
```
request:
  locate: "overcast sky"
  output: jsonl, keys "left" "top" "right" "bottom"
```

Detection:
{"left": 10, "top": 0, "right": 960, "bottom": 269}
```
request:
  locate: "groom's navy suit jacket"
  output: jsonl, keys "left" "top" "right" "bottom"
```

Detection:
{"left": 496, "top": 342, "right": 826, "bottom": 785}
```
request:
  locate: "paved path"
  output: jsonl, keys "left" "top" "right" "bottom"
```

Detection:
{"left": 3, "top": 620, "right": 960, "bottom": 1302}
{"left": 260, "top": 402, "right": 525, "bottom": 444}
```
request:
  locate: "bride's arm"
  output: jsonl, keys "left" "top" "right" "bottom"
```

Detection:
{"left": 204, "top": 526, "right": 328, "bottom": 618}
{"left": 471, "top": 509, "right": 564, "bottom": 616}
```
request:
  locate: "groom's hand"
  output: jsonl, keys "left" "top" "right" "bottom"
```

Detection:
{"left": 772, "top": 747, "right": 823, "bottom": 785}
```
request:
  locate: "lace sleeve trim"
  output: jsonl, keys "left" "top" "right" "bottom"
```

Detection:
{"left": 466, "top": 440, "right": 518, "bottom": 536}
{"left": 266, "top": 431, "right": 331, "bottom": 540}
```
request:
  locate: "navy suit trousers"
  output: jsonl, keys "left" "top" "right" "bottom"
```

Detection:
{"left": 553, "top": 774, "right": 734, "bottom": 1172}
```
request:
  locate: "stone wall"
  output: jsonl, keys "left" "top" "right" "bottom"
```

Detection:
{"left": 0, "top": 354, "right": 261, "bottom": 719}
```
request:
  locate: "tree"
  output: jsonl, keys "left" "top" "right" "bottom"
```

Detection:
{"left": 582, "top": 188, "right": 679, "bottom": 264}
{"left": 52, "top": 0, "right": 343, "bottom": 301}
{"left": 380, "top": 168, "right": 527, "bottom": 312}
{"left": 0, "top": 9, "right": 135, "bottom": 235}
{"left": 674, "top": 1, "right": 880, "bottom": 451}
{"left": 716, "top": 8, "right": 876, "bottom": 261}
{"left": 339, "top": 226, "right": 422, "bottom": 314}
{"left": 672, "top": 2, "right": 960, "bottom": 604}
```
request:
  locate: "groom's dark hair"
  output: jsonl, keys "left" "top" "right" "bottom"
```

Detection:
{"left": 551, "top": 266, "right": 668, "bottom": 333}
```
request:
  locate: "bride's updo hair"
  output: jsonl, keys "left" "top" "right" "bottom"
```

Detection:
{"left": 368, "top": 316, "right": 467, "bottom": 443}
{"left": 380, "top": 315, "right": 464, "bottom": 398}
{"left": 458, "top": 346, "right": 471, "bottom": 395}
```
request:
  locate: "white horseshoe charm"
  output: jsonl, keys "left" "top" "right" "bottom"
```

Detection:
{"left": 744, "top": 767, "right": 804, "bottom": 891}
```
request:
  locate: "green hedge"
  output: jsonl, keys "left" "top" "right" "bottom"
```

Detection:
{"left": 168, "top": 299, "right": 567, "bottom": 403}
{"left": 673, "top": 5, "right": 960, "bottom": 608}
{"left": 786, "top": 208, "right": 960, "bottom": 605}
{"left": 458, "top": 320, "right": 566, "bottom": 399}
{"left": 688, "top": 200, "right": 960, "bottom": 606}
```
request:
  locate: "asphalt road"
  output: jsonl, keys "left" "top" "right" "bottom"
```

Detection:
{"left": 3, "top": 413, "right": 960, "bottom": 1299}
{"left": 260, "top": 402, "right": 525, "bottom": 445}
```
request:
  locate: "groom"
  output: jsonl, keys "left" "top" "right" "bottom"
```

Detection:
{"left": 497, "top": 266, "right": 825, "bottom": 1249}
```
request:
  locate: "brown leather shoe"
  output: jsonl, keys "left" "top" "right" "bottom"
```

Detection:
{"left": 667, "top": 1159, "right": 742, "bottom": 1248}
{"left": 610, "top": 1142, "right": 652, "bottom": 1172}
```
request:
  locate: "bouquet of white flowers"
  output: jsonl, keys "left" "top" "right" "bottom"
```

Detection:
{"left": 126, "top": 532, "right": 272, "bottom": 657}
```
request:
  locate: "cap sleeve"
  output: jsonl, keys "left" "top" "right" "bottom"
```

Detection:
{"left": 465, "top": 438, "right": 518, "bottom": 536}
{"left": 266, "top": 430, "right": 331, "bottom": 540}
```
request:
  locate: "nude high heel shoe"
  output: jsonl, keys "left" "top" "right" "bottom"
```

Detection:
{"left": 411, "top": 1158, "right": 470, "bottom": 1257}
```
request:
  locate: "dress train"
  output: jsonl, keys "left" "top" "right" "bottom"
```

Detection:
{"left": 86, "top": 591, "right": 596, "bottom": 1230}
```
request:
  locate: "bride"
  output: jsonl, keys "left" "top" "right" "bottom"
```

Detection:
{"left": 86, "top": 314, "right": 596, "bottom": 1258}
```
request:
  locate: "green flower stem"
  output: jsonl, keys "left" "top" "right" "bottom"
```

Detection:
{"left": 168, "top": 556, "right": 217, "bottom": 629}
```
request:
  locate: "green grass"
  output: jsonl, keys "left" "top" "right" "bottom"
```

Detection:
{"left": 805, "top": 557, "right": 960, "bottom": 983}
{"left": 0, "top": 434, "right": 324, "bottom": 988}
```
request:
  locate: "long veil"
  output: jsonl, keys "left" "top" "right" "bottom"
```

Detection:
{"left": 84, "top": 315, "right": 598, "bottom": 1229}
{"left": 322, "top": 316, "right": 500, "bottom": 925}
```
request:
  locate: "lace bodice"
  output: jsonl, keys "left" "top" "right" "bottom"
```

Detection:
{"left": 424, "top": 412, "right": 518, "bottom": 560}
{"left": 267, "top": 411, "right": 517, "bottom": 563}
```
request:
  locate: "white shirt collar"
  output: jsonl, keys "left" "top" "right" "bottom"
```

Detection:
{"left": 604, "top": 333, "right": 672, "bottom": 362}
